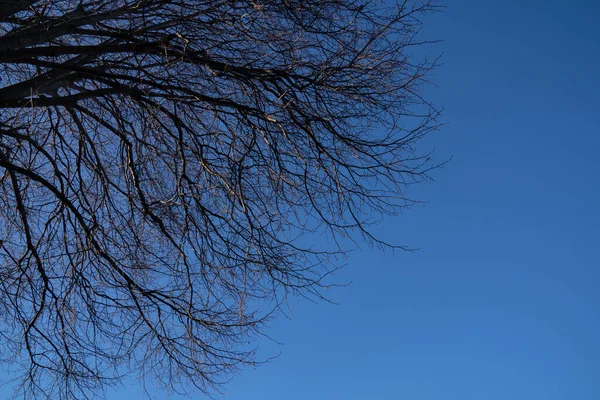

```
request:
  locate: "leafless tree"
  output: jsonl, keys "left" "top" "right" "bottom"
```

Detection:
{"left": 0, "top": 0, "right": 441, "bottom": 398}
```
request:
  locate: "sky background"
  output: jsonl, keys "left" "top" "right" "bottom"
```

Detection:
{"left": 3, "top": 0, "right": 600, "bottom": 398}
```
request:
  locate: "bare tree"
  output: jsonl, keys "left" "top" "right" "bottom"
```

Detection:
{"left": 0, "top": 0, "right": 441, "bottom": 398}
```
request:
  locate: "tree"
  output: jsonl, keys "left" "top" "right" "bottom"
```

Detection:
{"left": 0, "top": 0, "right": 441, "bottom": 398}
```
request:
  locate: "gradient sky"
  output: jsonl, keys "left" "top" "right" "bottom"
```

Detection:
{"left": 3, "top": 0, "right": 600, "bottom": 399}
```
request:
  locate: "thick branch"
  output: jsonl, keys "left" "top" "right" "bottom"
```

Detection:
{"left": 0, "top": 0, "right": 38, "bottom": 22}
{"left": 0, "top": 88, "right": 132, "bottom": 107}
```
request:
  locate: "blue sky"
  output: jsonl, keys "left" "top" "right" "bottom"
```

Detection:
{"left": 3, "top": 0, "right": 600, "bottom": 398}
{"left": 211, "top": 1, "right": 600, "bottom": 399}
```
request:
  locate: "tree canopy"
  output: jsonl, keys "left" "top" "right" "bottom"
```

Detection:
{"left": 0, "top": 0, "right": 440, "bottom": 398}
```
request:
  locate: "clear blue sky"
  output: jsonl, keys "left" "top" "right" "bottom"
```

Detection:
{"left": 4, "top": 0, "right": 600, "bottom": 398}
